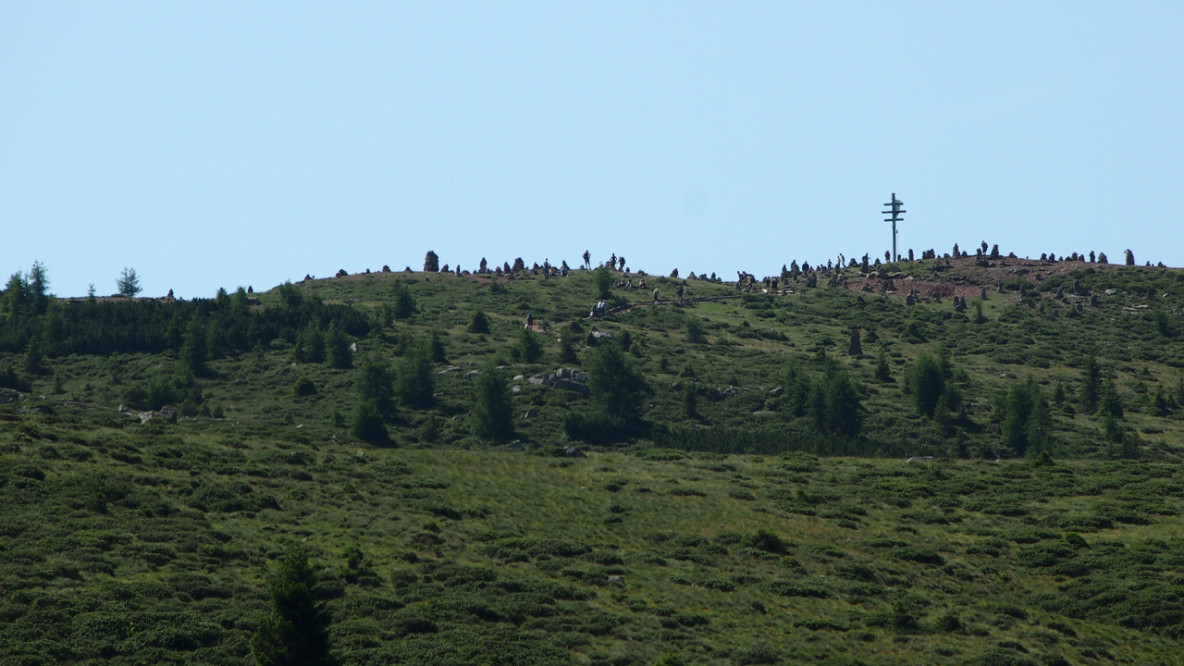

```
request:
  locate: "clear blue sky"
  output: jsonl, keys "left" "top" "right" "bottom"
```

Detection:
{"left": 3, "top": 2, "right": 1181, "bottom": 298}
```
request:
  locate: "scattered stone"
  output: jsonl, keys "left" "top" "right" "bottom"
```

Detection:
{"left": 553, "top": 379, "right": 589, "bottom": 396}
{"left": 709, "top": 387, "right": 738, "bottom": 402}
{"left": 769, "top": 386, "right": 784, "bottom": 397}
{"left": 462, "top": 370, "right": 481, "bottom": 380}
{"left": 590, "top": 331, "right": 617, "bottom": 344}
{"left": 563, "top": 446, "right": 586, "bottom": 458}
{"left": 907, "top": 456, "right": 935, "bottom": 464}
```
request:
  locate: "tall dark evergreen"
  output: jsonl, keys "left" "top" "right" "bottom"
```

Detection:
{"left": 811, "top": 361, "right": 863, "bottom": 439}
{"left": 356, "top": 359, "right": 395, "bottom": 418}
{"left": 180, "top": 317, "right": 208, "bottom": 375}
{"left": 325, "top": 322, "right": 351, "bottom": 369}
{"left": 586, "top": 343, "right": 648, "bottom": 425}
{"left": 28, "top": 262, "right": 49, "bottom": 315}
{"left": 783, "top": 362, "right": 812, "bottom": 418}
{"left": 391, "top": 282, "right": 416, "bottom": 319}
{"left": 1001, "top": 377, "right": 1052, "bottom": 456}
{"left": 471, "top": 360, "right": 514, "bottom": 442}
{"left": 908, "top": 352, "right": 946, "bottom": 417}
{"left": 250, "top": 548, "right": 333, "bottom": 666}
{"left": 1080, "top": 355, "right": 1101, "bottom": 414}
{"left": 395, "top": 343, "right": 435, "bottom": 409}
{"left": 468, "top": 309, "right": 491, "bottom": 334}
{"left": 516, "top": 327, "right": 543, "bottom": 363}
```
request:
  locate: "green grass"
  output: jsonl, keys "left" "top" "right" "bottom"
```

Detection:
{"left": 4, "top": 414, "right": 1184, "bottom": 664}
{"left": 3, "top": 256, "right": 1184, "bottom": 663}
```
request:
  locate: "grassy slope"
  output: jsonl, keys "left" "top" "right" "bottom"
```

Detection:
{"left": 2, "top": 257, "right": 1184, "bottom": 664}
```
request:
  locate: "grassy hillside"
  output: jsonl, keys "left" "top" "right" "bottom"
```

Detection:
{"left": 2, "top": 254, "right": 1184, "bottom": 664}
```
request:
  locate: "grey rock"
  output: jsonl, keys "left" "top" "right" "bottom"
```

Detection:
{"left": 563, "top": 446, "right": 586, "bottom": 458}
{"left": 553, "top": 379, "right": 590, "bottom": 396}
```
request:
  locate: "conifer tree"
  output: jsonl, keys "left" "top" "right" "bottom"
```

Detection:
{"left": 116, "top": 267, "right": 142, "bottom": 298}
{"left": 180, "top": 318, "right": 208, "bottom": 375}
{"left": 471, "top": 360, "right": 513, "bottom": 442}
{"left": 395, "top": 343, "right": 435, "bottom": 409}
{"left": 325, "top": 322, "right": 351, "bottom": 369}
{"left": 468, "top": 309, "right": 491, "bottom": 334}
{"left": 587, "top": 343, "right": 648, "bottom": 426}
{"left": 356, "top": 359, "right": 395, "bottom": 418}
{"left": 391, "top": 282, "right": 416, "bottom": 319}
{"left": 250, "top": 548, "right": 333, "bottom": 666}
{"left": 1080, "top": 355, "right": 1101, "bottom": 414}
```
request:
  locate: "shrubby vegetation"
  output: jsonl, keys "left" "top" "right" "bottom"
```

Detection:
{"left": 2, "top": 254, "right": 1184, "bottom": 663}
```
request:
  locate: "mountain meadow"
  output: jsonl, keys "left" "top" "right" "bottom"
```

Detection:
{"left": 2, "top": 249, "right": 1184, "bottom": 665}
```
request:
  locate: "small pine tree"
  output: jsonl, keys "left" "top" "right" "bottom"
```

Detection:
{"left": 847, "top": 327, "right": 862, "bottom": 356}
{"left": 350, "top": 400, "right": 387, "bottom": 444}
{"left": 682, "top": 382, "right": 699, "bottom": 419}
{"left": 874, "top": 348, "right": 892, "bottom": 383}
{"left": 180, "top": 318, "right": 208, "bottom": 375}
{"left": 1080, "top": 356, "right": 1101, "bottom": 414}
{"left": 470, "top": 361, "right": 514, "bottom": 442}
{"left": 23, "top": 333, "right": 45, "bottom": 375}
{"left": 356, "top": 360, "right": 395, "bottom": 418}
{"left": 428, "top": 329, "right": 447, "bottom": 363}
{"left": 391, "top": 282, "right": 416, "bottom": 319}
{"left": 1097, "top": 378, "right": 1123, "bottom": 419}
{"left": 685, "top": 317, "right": 706, "bottom": 343}
{"left": 908, "top": 352, "right": 946, "bottom": 417}
{"left": 325, "top": 323, "right": 351, "bottom": 369}
{"left": 116, "top": 267, "right": 142, "bottom": 298}
{"left": 587, "top": 343, "right": 649, "bottom": 426}
{"left": 395, "top": 343, "right": 435, "bottom": 409}
{"left": 517, "top": 328, "right": 543, "bottom": 363}
{"left": 250, "top": 548, "right": 333, "bottom": 666}
{"left": 558, "top": 331, "right": 578, "bottom": 363}
{"left": 468, "top": 309, "right": 491, "bottom": 334}
{"left": 593, "top": 265, "right": 612, "bottom": 300}
{"left": 28, "top": 261, "right": 49, "bottom": 315}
